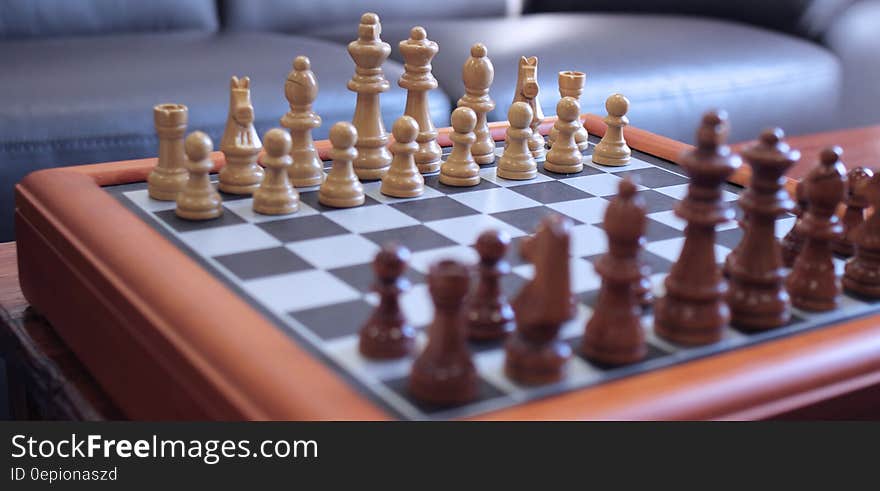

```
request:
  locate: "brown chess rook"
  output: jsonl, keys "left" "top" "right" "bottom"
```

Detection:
{"left": 219, "top": 76, "right": 264, "bottom": 195}
{"left": 458, "top": 43, "right": 496, "bottom": 165}
{"left": 348, "top": 12, "right": 392, "bottom": 180}
{"left": 359, "top": 244, "right": 416, "bottom": 359}
{"left": 512, "top": 56, "right": 545, "bottom": 159}
{"left": 725, "top": 128, "right": 798, "bottom": 331}
{"left": 833, "top": 167, "right": 873, "bottom": 256}
{"left": 781, "top": 180, "right": 807, "bottom": 267}
{"left": 548, "top": 70, "right": 588, "bottom": 152}
{"left": 149, "top": 103, "right": 189, "bottom": 200}
{"left": 582, "top": 179, "right": 648, "bottom": 365}
{"left": 785, "top": 147, "right": 847, "bottom": 311}
{"left": 466, "top": 230, "right": 515, "bottom": 340}
{"left": 253, "top": 128, "right": 300, "bottom": 215}
{"left": 505, "top": 214, "right": 575, "bottom": 385}
{"left": 399, "top": 26, "right": 442, "bottom": 174}
{"left": 409, "top": 260, "right": 479, "bottom": 406}
{"left": 281, "top": 56, "right": 325, "bottom": 188}
{"left": 844, "top": 172, "right": 880, "bottom": 297}
{"left": 176, "top": 131, "right": 222, "bottom": 220}
{"left": 654, "top": 111, "right": 741, "bottom": 346}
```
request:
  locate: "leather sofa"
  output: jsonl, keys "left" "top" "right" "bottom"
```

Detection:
{"left": 1, "top": 0, "right": 877, "bottom": 241}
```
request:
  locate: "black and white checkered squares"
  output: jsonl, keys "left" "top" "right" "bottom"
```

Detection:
{"left": 113, "top": 139, "right": 879, "bottom": 421}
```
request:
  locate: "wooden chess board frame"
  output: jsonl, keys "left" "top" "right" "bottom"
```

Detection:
{"left": 15, "top": 114, "right": 880, "bottom": 420}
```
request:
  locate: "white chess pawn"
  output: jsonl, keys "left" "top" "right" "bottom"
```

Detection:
{"left": 176, "top": 131, "right": 222, "bottom": 220}
{"left": 440, "top": 107, "right": 481, "bottom": 187}
{"left": 381, "top": 116, "right": 425, "bottom": 198}
{"left": 545, "top": 97, "right": 583, "bottom": 174}
{"left": 593, "top": 93, "right": 632, "bottom": 167}
{"left": 253, "top": 129, "right": 300, "bottom": 215}
{"left": 319, "top": 122, "right": 365, "bottom": 208}
{"left": 497, "top": 102, "right": 537, "bottom": 180}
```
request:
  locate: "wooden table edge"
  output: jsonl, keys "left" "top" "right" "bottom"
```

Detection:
{"left": 13, "top": 115, "right": 880, "bottom": 420}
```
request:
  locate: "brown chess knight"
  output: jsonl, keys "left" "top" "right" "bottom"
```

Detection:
{"left": 219, "top": 76, "right": 263, "bottom": 194}
{"left": 512, "top": 56, "right": 545, "bottom": 159}
{"left": 505, "top": 214, "right": 575, "bottom": 385}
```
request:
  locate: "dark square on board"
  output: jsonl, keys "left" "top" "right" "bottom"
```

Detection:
{"left": 154, "top": 208, "right": 245, "bottom": 233}
{"left": 491, "top": 206, "right": 583, "bottom": 234}
{"left": 362, "top": 224, "right": 458, "bottom": 252}
{"left": 508, "top": 180, "right": 594, "bottom": 204}
{"left": 615, "top": 167, "right": 689, "bottom": 188}
{"left": 214, "top": 246, "right": 313, "bottom": 280}
{"left": 329, "top": 262, "right": 426, "bottom": 293}
{"left": 383, "top": 374, "right": 507, "bottom": 415}
{"left": 289, "top": 299, "right": 375, "bottom": 340}
{"left": 257, "top": 214, "right": 350, "bottom": 243}
{"left": 635, "top": 190, "right": 681, "bottom": 214}
{"left": 390, "top": 196, "right": 480, "bottom": 222}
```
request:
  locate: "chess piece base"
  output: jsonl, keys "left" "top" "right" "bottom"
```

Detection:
{"left": 409, "top": 364, "right": 478, "bottom": 406}
{"left": 504, "top": 331, "right": 571, "bottom": 385}
{"left": 359, "top": 324, "right": 416, "bottom": 359}
{"left": 291, "top": 175, "right": 324, "bottom": 188}
{"left": 175, "top": 199, "right": 222, "bottom": 221}
{"left": 218, "top": 164, "right": 264, "bottom": 195}
{"left": 843, "top": 276, "right": 880, "bottom": 298}
{"left": 380, "top": 183, "right": 423, "bottom": 198}
{"left": 581, "top": 341, "right": 646, "bottom": 366}
{"left": 528, "top": 134, "right": 546, "bottom": 159}
{"left": 319, "top": 193, "right": 365, "bottom": 208}
{"left": 496, "top": 166, "right": 537, "bottom": 181}
{"left": 543, "top": 161, "right": 583, "bottom": 174}
{"left": 592, "top": 151, "right": 631, "bottom": 167}
{"left": 467, "top": 307, "right": 514, "bottom": 341}
{"left": 473, "top": 151, "right": 496, "bottom": 166}
{"left": 253, "top": 191, "right": 299, "bottom": 216}
{"left": 148, "top": 169, "right": 188, "bottom": 201}
{"left": 654, "top": 297, "right": 728, "bottom": 346}
{"left": 439, "top": 173, "right": 480, "bottom": 187}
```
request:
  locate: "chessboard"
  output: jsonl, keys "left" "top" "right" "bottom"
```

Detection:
{"left": 71, "top": 134, "right": 874, "bottom": 420}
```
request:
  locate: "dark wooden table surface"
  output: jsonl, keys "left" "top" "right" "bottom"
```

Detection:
{"left": 3, "top": 125, "right": 880, "bottom": 420}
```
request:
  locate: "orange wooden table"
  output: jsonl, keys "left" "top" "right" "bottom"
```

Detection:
{"left": 5, "top": 118, "right": 880, "bottom": 420}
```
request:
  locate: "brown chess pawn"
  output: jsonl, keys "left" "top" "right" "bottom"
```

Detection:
{"left": 833, "top": 167, "right": 873, "bottom": 257}
{"left": 381, "top": 116, "right": 424, "bottom": 198}
{"left": 497, "top": 102, "right": 537, "bottom": 180}
{"left": 458, "top": 43, "right": 496, "bottom": 165}
{"left": 654, "top": 111, "right": 741, "bottom": 346}
{"left": 399, "top": 26, "right": 442, "bottom": 174}
{"left": 176, "top": 131, "right": 222, "bottom": 220}
{"left": 253, "top": 129, "right": 299, "bottom": 215}
{"left": 149, "top": 103, "right": 189, "bottom": 200}
{"left": 281, "top": 56, "right": 325, "bottom": 188}
{"left": 781, "top": 180, "right": 807, "bottom": 267}
{"left": 219, "top": 76, "right": 264, "bottom": 194}
{"left": 440, "top": 107, "right": 481, "bottom": 187}
{"left": 844, "top": 173, "right": 880, "bottom": 297}
{"left": 319, "top": 122, "right": 365, "bottom": 208}
{"left": 348, "top": 12, "right": 392, "bottom": 180}
{"left": 582, "top": 179, "right": 647, "bottom": 365}
{"left": 593, "top": 94, "right": 632, "bottom": 167}
{"left": 511, "top": 56, "right": 545, "bottom": 159}
{"left": 785, "top": 147, "right": 847, "bottom": 311}
{"left": 547, "top": 71, "right": 589, "bottom": 152}
{"left": 544, "top": 97, "right": 583, "bottom": 174}
{"left": 466, "top": 230, "right": 515, "bottom": 341}
{"left": 409, "top": 259, "right": 478, "bottom": 406}
{"left": 505, "top": 214, "right": 575, "bottom": 385}
{"left": 359, "top": 243, "right": 416, "bottom": 359}
{"left": 725, "top": 128, "right": 799, "bottom": 331}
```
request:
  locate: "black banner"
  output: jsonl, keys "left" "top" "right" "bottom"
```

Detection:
{"left": 1, "top": 422, "right": 877, "bottom": 488}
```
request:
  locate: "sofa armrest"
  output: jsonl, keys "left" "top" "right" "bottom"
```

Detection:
{"left": 824, "top": 0, "right": 880, "bottom": 128}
